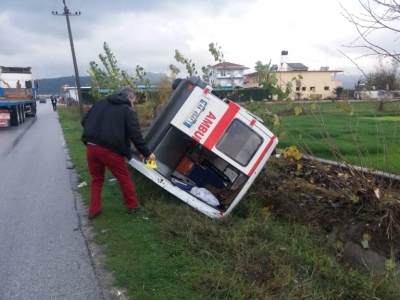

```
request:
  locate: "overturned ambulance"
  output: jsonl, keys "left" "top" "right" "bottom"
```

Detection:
{"left": 128, "top": 76, "right": 278, "bottom": 219}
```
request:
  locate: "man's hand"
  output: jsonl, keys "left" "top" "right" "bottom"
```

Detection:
{"left": 147, "top": 153, "right": 156, "bottom": 161}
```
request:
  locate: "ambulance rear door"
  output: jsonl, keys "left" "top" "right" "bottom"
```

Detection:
{"left": 170, "top": 86, "right": 277, "bottom": 178}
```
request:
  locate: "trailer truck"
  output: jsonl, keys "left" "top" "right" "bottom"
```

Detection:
{"left": 0, "top": 66, "right": 37, "bottom": 127}
{"left": 128, "top": 76, "right": 278, "bottom": 219}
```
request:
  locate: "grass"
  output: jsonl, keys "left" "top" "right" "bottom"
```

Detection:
{"left": 58, "top": 106, "right": 400, "bottom": 299}
{"left": 244, "top": 100, "right": 400, "bottom": 174}
{"left": 261, "top": 100, "right": 400, "bottom": 115}
{"left": 279, "top": 112, "right": 400, "bottom": 173}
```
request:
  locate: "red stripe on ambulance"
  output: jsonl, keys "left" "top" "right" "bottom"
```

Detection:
{"left": 203, "top": 102, "right": 239, "bottom": 150}
{"left": 247, "top": 136, "right": 277, "bottom": 176}
{"left": 192, "top": 112, "right": 217, "bottom": 142}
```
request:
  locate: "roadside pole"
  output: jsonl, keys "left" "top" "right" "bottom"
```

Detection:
{"left": 52, "top": 0, "right": 84, "bottom": 116}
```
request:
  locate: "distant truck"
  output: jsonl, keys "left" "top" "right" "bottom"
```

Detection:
{"left": 128, "top": 76, "right": 278, "bottom": 219}
{"left": 0, "top": 66, "right": 37, "bottom": 127}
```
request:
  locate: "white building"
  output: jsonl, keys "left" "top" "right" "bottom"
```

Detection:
{"left": 208, "top": 62, "right": 249, "bottom": 88}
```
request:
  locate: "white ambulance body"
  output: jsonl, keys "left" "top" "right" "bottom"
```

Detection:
{"left": 128, "top": 76, "right": 277, "bottom": 219}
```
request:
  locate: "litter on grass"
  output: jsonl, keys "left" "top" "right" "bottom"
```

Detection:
{"left": 77, "top": 181, "right": 87, "bottom": 188}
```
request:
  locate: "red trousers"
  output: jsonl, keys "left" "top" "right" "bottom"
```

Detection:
{"left": 86, "top": 144, "right": 139, "bottom": 214}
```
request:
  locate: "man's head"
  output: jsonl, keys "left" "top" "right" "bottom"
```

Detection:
{"left": 119, "top": 87, "right": 136, "bottom": 106}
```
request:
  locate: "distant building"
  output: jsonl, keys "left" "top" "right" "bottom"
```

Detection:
{"left": 245, "top": 67, "right": 343, "bottom": 100}
{"left": 208, "top": 62, "right": 249, "bottom": 88}
{"left": 244, "top": 51, "right": 343, "bottom": 100}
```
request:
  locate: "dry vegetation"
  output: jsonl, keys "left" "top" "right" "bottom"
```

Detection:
{"left": 254, "top": 154, "right": 400, "bottom": 263}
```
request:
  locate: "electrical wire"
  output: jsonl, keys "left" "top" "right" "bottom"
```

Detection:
{"left": 78, "top": 0, "right": 85, "bottom": 11}
{"left": 53, "top": 0, "right": 58, "bottom": 11}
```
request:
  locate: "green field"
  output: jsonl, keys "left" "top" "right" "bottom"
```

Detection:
{"left": 244, "top": 100, "right": 400, "bottom": 174}
{"left": 263, "top": 100, "right": 400, "bottom": 115}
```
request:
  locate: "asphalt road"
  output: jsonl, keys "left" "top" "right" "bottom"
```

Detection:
{"left": 0, "top": 102, "right": 105, "bottom": 300}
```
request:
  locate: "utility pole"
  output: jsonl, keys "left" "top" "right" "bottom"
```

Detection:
{"left": 53, "top": 0, "right": 84, "bottom": 116}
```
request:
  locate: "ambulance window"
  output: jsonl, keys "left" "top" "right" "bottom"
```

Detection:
{"left": 216, "top": 119, "right": 263, "bottom": 166}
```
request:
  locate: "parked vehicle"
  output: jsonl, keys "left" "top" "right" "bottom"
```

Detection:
{"left": 377, "top": 90, "right": 392, "bottom": 100}
{"left": 128, "top": 76, "right": 278, "bottom": 218}
{"left": 0, "top": 66, "right": 37, "bottom": 127}
{"left": 39, "top": 98, "right": 47, "bottom": 103}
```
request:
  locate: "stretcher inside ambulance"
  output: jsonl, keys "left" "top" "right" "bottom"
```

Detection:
{"left": 128, "top": 76, "right": 278, "bottom": 219}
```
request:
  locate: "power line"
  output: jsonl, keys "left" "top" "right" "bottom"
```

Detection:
{"left": 78, "top": 0, "right": 85, "bottom": 11}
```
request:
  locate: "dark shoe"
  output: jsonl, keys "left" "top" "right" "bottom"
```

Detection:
{"left": 88, "top": 210, "right": 102, "bottom": 220}
{"left": 127, "top": 206, "right": 141, "bottom": 214}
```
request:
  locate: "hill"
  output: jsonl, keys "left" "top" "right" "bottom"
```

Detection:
{"left": 36, "top": 73, "right": 164, "bottom": 96}
{"left": 36, "top": 76, "right": 92, "bottom": 96}
{"left": 335, "top": 73, "right": 361, "bottom": 89}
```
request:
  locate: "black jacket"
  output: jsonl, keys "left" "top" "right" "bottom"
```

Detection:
{"left": 81, "top": 93, "right": 151, "bottom": 159}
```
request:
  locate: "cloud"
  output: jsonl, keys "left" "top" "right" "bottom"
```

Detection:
{"left": 0, "top": 0, "right": 391, "bottom": 80}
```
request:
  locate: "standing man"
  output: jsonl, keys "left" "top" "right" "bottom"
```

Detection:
{"left": 81, "top": 87, "right": 155, "bottom": 220}
{"left": 51, "top": 96, "right": 57, "bottom": 111}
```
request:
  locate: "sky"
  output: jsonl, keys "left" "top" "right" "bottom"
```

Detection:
{"left": 1, "top": 0, "right": 398, "bottom": 81}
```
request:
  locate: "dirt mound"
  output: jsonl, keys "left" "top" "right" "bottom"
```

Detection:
{"left": 254, "top": 156, "right": 400, "bottom": 271}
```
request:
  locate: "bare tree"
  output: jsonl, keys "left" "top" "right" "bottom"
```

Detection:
{"left": 341, "top": 0, "right": 400, "bottom": 63}
{"left": 365, "top": 58, "right": 400, "bottom": 89}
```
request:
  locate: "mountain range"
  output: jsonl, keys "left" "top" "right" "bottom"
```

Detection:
{"left": 36, "top": 72, "right": 164, "bottom": 95}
